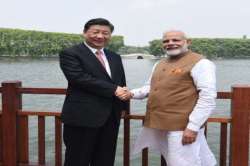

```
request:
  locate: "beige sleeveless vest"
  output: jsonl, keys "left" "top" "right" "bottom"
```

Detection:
{"left": 144, "top": 51, "right": 203, "bottom": 130}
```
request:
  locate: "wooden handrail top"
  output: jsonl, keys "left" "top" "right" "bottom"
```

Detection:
{"left": 18, "top": 110, "right": 61, "bottom": 117}
{"left": 4, "top": 86, "right": 233, "bottom": 98}
{"left": 0, "top": 86, "right": 232, "bottom": 99}
{"left": 18, "top": 87, "right": 66, "bottom": 95}
{"left": 13, "top": 110, "right": 232, "bottom": 123}
{"left": 208, "top": 117, "right": 231, "bottom": 123}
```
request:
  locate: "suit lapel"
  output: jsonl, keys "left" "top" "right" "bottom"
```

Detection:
{"left": 104, "top": 49, "right": 116, "bottom": 80}
{"left": 79, "top": 43, "right": 112, "bottom": 80}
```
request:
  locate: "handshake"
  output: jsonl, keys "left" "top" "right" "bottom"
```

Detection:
{"left": 115, "top": 86, "right": 133, "bottom": 101}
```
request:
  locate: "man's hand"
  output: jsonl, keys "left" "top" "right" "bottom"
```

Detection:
{"left": 182, "top": 128, "right": 198, "bottom": 145}
{"left": 115, "top": 86, "right": 133, "bottom": 101}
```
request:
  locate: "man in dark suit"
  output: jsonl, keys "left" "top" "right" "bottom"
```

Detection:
{"left": 59, "top": 18, "right": 129, "bottom": 166}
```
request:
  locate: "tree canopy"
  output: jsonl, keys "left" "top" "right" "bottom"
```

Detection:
{"left": 1, "top": 28, "right": 250, "bottom": 59}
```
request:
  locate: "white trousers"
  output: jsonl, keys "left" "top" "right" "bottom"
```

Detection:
{"left": 132, "top": 127, "right": 216, "bottom": 166}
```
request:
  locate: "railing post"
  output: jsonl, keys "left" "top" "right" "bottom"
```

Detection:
{"left": 0, "top": 112, "right": 2, "bottom": 162}
{"left": 230, "top": 85, "right": 250, "bottom": 166}
{"left": 2, "top": 81, "right": 22, "bottom": 166}
{"left": 123, "top": 102, "right": 130, "bottom": 166}
{"left": 142, "top": 118, "right": 148, "bottom": 166}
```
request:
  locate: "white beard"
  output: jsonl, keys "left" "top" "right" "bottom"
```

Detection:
{"left": 165, "top": 49, "right": 182, "bottom": 57}
{"left": 165, "top": 44, "right": 189, "bottom": 57}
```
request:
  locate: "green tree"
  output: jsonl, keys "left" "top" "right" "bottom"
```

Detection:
{"left": 148, "top": 39, "right": 164, "bottom": 56}
{"left": 0, "top": 28, "right": 125, "bottom": 57}
{"left": 107, "top": 36, "right": 124, "bottom": 53}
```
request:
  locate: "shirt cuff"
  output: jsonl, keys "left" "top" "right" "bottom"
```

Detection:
{"left": 130, "top": 89, "right": 144, "bottom": 99}
{"left": 186, "top": 122, "right": 200, "bottom": 132}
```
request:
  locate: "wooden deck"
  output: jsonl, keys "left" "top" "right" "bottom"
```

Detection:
{"left": 0, "top": 81, "right": 250, "bottom": 166}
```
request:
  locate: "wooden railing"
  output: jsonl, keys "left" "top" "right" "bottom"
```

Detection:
{"left": 0, "top": 81, "right": 250, "bottom": 166}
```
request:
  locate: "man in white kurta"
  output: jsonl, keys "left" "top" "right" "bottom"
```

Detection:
{"left": 130, "top": 30, "right": 217, "bottom": 166}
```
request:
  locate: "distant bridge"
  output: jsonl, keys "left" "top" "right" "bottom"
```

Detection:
{"left": 121, "top": 53, "right": 156, "bottom": 59}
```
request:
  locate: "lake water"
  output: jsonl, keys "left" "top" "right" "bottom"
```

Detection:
{"left": 0, "top": 57, "right": 250, "bottom": 165}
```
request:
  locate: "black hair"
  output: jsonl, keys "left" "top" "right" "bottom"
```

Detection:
{"left": 84, "top": 18, "right": 114, "bottom": 33}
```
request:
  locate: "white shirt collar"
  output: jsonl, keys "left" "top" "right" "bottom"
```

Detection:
{"left": 84, "top": 42, "right": 104, "bottom": 55}
{"left": 83, "top": 42, "right": 111, "bottom": 77}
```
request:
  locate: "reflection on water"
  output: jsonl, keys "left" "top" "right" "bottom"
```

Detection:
{"left": 1, "top": 57, "right": 250, "bottom": 165}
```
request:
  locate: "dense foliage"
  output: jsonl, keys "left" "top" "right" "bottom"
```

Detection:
{"left": 148, "top": 38, "right": 250, "bottom": 59}
{"left": 1, "top": 28, "right": 250, "bottom": 59}
{"left": 0, "top": 28, "right": 124, "bottom": 57}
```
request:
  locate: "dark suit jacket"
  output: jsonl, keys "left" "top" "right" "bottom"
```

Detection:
{"left": 59, "top": 43, "right": 128, "bottom": 127}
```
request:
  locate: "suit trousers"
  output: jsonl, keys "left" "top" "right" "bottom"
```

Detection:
{"left": 63, "top": 111, "right": 120, "bottom": 166}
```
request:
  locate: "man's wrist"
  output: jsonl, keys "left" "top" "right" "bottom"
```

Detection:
{"left": 114, "top": 86, "right": 119, "bottom": 95}
{"left": 186, "top": 122, "right": 200, "bottom": 132}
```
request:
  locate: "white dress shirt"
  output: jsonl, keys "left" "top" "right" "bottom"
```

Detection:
{"left": 84, "top": 42, "right": 112, "bottom": 77}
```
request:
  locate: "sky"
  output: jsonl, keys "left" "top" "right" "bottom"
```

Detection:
{"left": 1, "top": 0, "right": 250, "bottom": 46}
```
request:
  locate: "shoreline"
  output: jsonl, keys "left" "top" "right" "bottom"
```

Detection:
{"left": 1, "top": 54, "right": 250, "bottom": 60}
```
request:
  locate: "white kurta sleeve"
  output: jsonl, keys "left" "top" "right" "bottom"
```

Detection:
{"left": 130, "top": 62, "right": 158, "bottom": 99}
{"left": 187, "top": 59, "right": 217, "bottom": 132}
